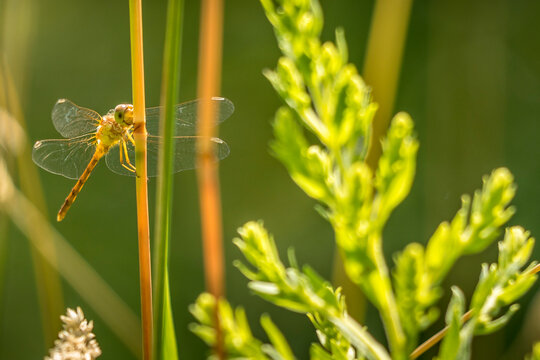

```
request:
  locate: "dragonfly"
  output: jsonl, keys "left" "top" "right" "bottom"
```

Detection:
{"left": 32, "top": 97, "right": 233, "bottom": 222}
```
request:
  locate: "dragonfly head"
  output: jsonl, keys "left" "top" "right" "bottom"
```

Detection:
{"left": 114, "top": 104, "right": 134, "bottom": 126}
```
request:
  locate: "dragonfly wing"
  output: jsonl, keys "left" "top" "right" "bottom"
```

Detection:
{"left": 32, "top": 135, "right": 96, "bottom": 179}
{"left": 105, "top": 136, "right": 230, "bottom": 177}
{"left": 145, "top": 97, "right": 234, "bottom": 136}
{"left": 52, "top": 99, "right": 101, "bottom": 138}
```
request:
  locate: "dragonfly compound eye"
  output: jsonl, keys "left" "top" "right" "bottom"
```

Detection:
{"left": 114, "top": 104, "right": 133, "bottom": 125}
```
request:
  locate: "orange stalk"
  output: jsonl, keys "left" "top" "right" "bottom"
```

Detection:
{"left": 410, "top": 310, "right": 473, "bottom": 359}
{"left": 128, "top": 0, "right": 153, "bottom": 359}
{"left": 196, "top": 0, "right": 225, "bottom": 357}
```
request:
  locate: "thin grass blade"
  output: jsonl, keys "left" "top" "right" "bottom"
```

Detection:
{"left": 152, "top": 0, "right": 184, "bottom": 358}
{"left": 0, "top": 59, "right": 64, "bottom": 347}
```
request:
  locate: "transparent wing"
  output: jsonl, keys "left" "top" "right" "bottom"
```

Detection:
{"left": 105, "top": 135, "right": 230, "bottom": 177}
{"left": 145, "top": 97, "right": 234, "bottom": 136}
{"left": 51, "top": 99, "right": 101, "bottom": 138}
{"left": 32, "top": 135, "right": 97, "bottom": 179}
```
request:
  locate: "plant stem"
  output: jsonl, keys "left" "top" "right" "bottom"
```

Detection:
{"left": 196, "top": 0, "right": 226, "bottom": 358}
{"left": 363, "top": 0, "right": 414, "bottom": 166}
{"left": 371, "top": 235, "right": 406, "bottom": 359}
{"left": 331, "top": 315, "right": 391, "bottom": 360}
{"left": 409, "top": 310, "right": 473, "bottom": 359}
{"left": 0, "top": 210, "right": 8, "bottom": 332}
{"left": 0, "top": 13, "right": 64, "bottom": 349}
{"left": 0, "top": 167, "right": 142, "bottom": 357}
{"left": 128, "top": 0, "right": 153, "bottom": 359}
{"left": 362, "top": 1, "right": 430, "bottom": 357}
{"left": 153, "top": 0, "right": 184, "bottom": 358}
{"left": 4, "top": 71, "right": 64, "bottom": 347}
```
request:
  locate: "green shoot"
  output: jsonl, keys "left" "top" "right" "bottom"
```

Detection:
{"left": 233, "top": 221, "right": 390, "bottom": 360}
{"left": 152, "top": 0, "right": 184, "bottom": 358}
{"left": 190, "top": 293, "right": 296, "bottom": 360}
{"left": 261, "top": 0, "right": 412, "bottom": 356}
{"left": 394, "top": 168, "right": 516, "bottom": 352}
{"left": 438, "top": 227, "right": 537, "bottom": 358}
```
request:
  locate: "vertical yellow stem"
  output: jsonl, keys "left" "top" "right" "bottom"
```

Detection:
{"left": 128, "top": 0, "right": 153, "bottom": 359}
{"left": 363, "top": 0, "right": 414, "bottom": 166}
{"left": 196, "top": 0, "right": 225, "bottom": 358}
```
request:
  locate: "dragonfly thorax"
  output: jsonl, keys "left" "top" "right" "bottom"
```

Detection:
{"left": 96, "top": 115, "right": 126, "bottom": 147}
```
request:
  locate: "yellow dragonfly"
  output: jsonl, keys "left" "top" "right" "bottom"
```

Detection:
{"left": 32, "top": 97, "right": 233, "bottom": 221}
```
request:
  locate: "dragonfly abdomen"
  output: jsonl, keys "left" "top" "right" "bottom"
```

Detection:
{"left": 57, "top": 145, "right": 107, "bottom": 221}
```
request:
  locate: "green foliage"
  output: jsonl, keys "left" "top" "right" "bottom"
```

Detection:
{"left": 189, "top": 293, "right": 295, "bottom": 360}
{"left": 234, "top": 221, "right": 389, "bottom": 360}
{"left": 393, "top": 168, "right": 517, "bottom": 352}
{"left": 263, "top": 0, "right": 415, "bottom": 356}
{"left": 437, "top": 287, "right": 466, "bottom": 360}
{"left": 308, "top": 312, "right": 357, "bottom": 360}
{"left": 526, "top": 342, "right": 540, "bottom": 360}
{"left": 234, "top": 222, "right": 342, "bottom": 315}
{"left": 189, "top": 0, "right": 539, "bottom": 359}
{"left": 437, "top": 227, "right": 537, "bottom": 359}
{"left": 465, "top": 227, "right": 536, "bottom": 332}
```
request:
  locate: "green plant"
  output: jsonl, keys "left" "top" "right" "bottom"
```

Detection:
{"left": 152, "top": 0, "right": 184, "bottom": 358}
{"left": 190, "top": 0, "right": 539, "bottom": 359}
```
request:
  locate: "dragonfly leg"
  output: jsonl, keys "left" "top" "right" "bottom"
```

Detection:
{"left": 126, "top": 131, "right": 136, "bottom": 146}
{"left": 118, "top": 142, "right": 128, "bottom": 172}
{"left": 119, "top": 141, "right": 136, "bottom": 173}
{"left": 122, "top": 141, "right": 137, "bottom": 172}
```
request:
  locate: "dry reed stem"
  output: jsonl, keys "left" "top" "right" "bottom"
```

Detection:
{"left": 196, "top": 0, "right": 225, "bottom": 358}
{"left": 0, "top": 162, "right": 141, "bottom": 357}
{"left": 0, "top": 62, "right": 64, "bottom": 346}
{"left": 128, "top": 0, "right": 153, "bottom": 358}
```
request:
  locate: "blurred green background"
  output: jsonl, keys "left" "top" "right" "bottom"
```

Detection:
{"left": 1, "top": 0, "right": 539, "bottom": 358}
